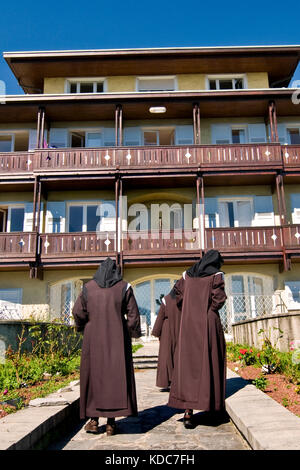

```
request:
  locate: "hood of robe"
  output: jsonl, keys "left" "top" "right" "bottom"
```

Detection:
{"left": 93, "top": 257, "right": 122, "bottom": 288}
{"left": 186, "top": 249, "right": 224, "bottom": 278}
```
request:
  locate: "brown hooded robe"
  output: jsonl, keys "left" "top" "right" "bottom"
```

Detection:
{"left": 72, "top": 258, "right": 141, "bottom": 419}
{"left": 168, "top": 267, "right": 227, "bottom": 412}
{"left": 152, "top": 291, "right": 182, "bottom": 388}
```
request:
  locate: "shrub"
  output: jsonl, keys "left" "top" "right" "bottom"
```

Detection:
{"left": 252, "top": 375, "right": 268, "bottom": 391}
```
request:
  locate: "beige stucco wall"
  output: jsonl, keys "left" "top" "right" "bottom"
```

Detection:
{"left": 43, "top": 77, "right": 66, "bottom": 94}
{"left": 232, "top": 311, "right": 300, "bottom": 352}
{"left": 43, "top": 72, "right": 270, "bottom": 94}
{"left": 247, "top": 72, "right": 269, "bottom": 89}
{"left": 107, "top": 76, "right": 136, "bottom": 92}
{"left": 1, "top": 263, "right": 300, "bottom": 321}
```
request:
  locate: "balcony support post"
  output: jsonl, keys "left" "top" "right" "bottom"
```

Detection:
{"left": 115, "top": 105, "right": 119, "bottom": 146}
{"left": 268, "top": 101, "right": 279, "bottom": 143}
{"left": 119, "top": 177, "right": 124, "bottom": 275}
{"left": 32, "top": 176, "right": 38, "bottom": 232}
{"left": 39, "top": 107, "right": 46, "bottom": 149}
{"left": 196, "top": 174, "right": 205, "bottom": 253}
{"left": 193, "top": 103, "right": 201, "bottom": 144}
{"left": 118, "top": 105, "right": 123, "bottom": 146}
{"left": 276, "top": 173, "right": 290, "bottom": 271}
{"left": 115, "top": 175, "right": 120, "bottom": 264}
{"left": 36, "top": 107, "right": 41, "bottom": 149}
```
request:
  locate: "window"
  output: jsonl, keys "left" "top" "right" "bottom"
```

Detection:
{"left": 68, "top": 204, "right": 101, "bottom": 232}
{"left": 207, "top": 76, "right": 245, "bottom": 90}
{"left": 218, "top": 198, "right": 253, "bottom": 227}
{"left": 228, "top": 274, "right": 273, "bottom": 323}
{"left": 133, "top": 276, "right": 177, "bottom": 335}
{"left": 231, "top": 129, "right": 246, "bottom": 144}
{"left": 142, "top": 128, "right": 175, "bottom": 146}
{"left": 137, "top": 76, "right": 176, "bottom": 92}
{"left": 9, "top": 207, "right": 25, "bottom": 232}
{"left": 287, "top": 128, "right": 300, "bottom": 145}
{"left": 0, "top": 134, "right": 14, "bottom": 152}
{"left": 0, "top": 288, "right": 23, "bottom": 319}
{"left": 67, "top": 79, "right": 105, "bottom": 94}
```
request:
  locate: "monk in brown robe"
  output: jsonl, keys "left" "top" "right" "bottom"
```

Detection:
{"left": 72, "top": 257, "right": 141, "bottom": 436}
{"left": 152, "top": 284, "right": 182, "bottom": 390}
{"left": 168, "top": 250, "right": 227, "bottom": 429}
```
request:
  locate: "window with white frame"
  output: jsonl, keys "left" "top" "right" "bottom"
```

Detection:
{"left": 67, "top": 202, "right": 116, "bottom": 232}
{"left": 137, "top": 76, "right": 176, "bottom": 92}
{"left": 218, "top": 197, "right": 253, "bottom": 227}
{"left": 133, "top": 277, "right": 177, "bottom": 335}
{"left": 66, "top": 78, "right": 106, "bottom": 94}
{"left": 0, "top": 205, "right": 25, "bottom": 232}
{"left": 142, "top": 127, "right": 175, "bottom": 146}
{"left": 207, "top": 75, "right": 245, "bottom": 90}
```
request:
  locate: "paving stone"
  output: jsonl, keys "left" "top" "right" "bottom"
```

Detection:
{"left": 48, "top": 367, "right": 249, "bottom": 450}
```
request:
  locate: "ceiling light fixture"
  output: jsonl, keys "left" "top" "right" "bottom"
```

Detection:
{"left": 149, "top": 106, "right": 166, "bottom": 114}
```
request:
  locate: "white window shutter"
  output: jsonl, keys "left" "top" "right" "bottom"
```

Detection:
{"left": 24, "top": 202, "right": 44, "bottom": 232}
{"left": 103, "top": 128, "right": 116, "bottom": 147}
{"left": 253, "top": 196, "right": 274, "bottom": 226}
{"left": 124, "top": 127, "right": 141, "bottom": 146}
{"left": 175, "top": 125, "right": 194, "bottom": 145}
{"left": 49, "top": 129, "right": 68, "bottom": 148}
{"left": 46, "top": 202, "right": 66, "bottom": 233}
{"left": 211, "top": 125, "right": 231, "bottom": 144}
{"left": 248, "top": 124, "right": 267, "bottom": 143}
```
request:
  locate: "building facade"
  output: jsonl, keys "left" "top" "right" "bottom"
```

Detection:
{"left": 1, "top": 45, "right": 300, "bottom": 338}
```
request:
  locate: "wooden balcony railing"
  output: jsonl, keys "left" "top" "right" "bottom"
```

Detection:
{"left": 282, "top": 225, "right": 300, "bottom": 249}
{"left": 282, "top": 145, "right": 300, "bottom": 168}
{"left": 205, "top": 226, "right": 283, "bottom": 252}
{"left": 0, "top": 143, "right": 284, "bottom": 174}
{"left": 0, "top": 232, "right": 37, "bottom": 260}
{"left": 122, "top": 230, "right": 200, "bottom": 253}
{"left": 0, "top": 152, "right": 33, "bottom": 173}
{"left": 39, "top": 232, "right": 116, "bottom": 259}
{"left": 4, "top": 225, "right": 300, "bottom": 265}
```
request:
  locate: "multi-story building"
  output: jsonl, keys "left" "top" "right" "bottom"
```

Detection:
{"left": 1, "top": 45, "right": 300, "bottom": 338}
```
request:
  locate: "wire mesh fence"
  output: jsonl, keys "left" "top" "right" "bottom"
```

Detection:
{"left": 219, "top": 292, "right": 288, "bottom": 335}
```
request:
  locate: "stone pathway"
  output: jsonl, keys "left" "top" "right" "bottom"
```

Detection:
{"left": 48, "top": 348, "right": 250, "bottom": 450}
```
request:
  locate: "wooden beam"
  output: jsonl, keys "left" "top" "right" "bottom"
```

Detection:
{"left": 39, "top": 107, "right": 45, "bottom": 148}
{"left": 272, "top": 101, "right": 279, "bottom": 142}
{"left": 115, "top": 176, "right": 119, "bottom": 263}
{"left": 268, "top": 101, "right": 275, "bottom": 142}
{"left": 36, "top": 107, "right": 41, "bottom": 149}
{"left": 193, "top": 104, "right": 197, "bottom": 144}
{"left": 118, "top": 105, "right": 123, "bottom": 146}
{"left": 115, "top": 105, "right": 119, "bottom": 146}
{"left": 32, "top": 176, "right": 38, "bottom": 232}
{"left": 35, "top": 179, "right": 42, "bottom": 232}
{"left": 197, "top": 105, "right": 201, "bottom": 145}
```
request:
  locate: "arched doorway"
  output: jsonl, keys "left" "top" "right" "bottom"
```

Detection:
{"left": 133, "top": 275, "right": 178, "bottom": 336}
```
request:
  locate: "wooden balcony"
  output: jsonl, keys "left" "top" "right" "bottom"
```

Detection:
{"left": 39, "top": 232, "right": 116, "bottom": 263}
{"left": 205, "top": 226, "right": 283, "bottom": 254}
{"left": 0, "top": 143, "right": 284, "bottom": 176}
{"left": 282, "top": 145, "right": 300, "bottom": 169}
{"left": 3, "top": 225, "right": 300, "bottom": 268}
{"left": 122, "top": 230, "right": 200, "bottom": 260}
{"left": 0, "top": 232, "right": 37, "bottom": 263}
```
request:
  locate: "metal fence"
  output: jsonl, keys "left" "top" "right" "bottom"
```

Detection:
{"left": 219, "top": 292, "right": 288, "bottom": 335}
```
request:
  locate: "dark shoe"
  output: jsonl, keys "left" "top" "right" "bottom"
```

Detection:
{"left": 84, "top": 418, "right": 99, "bottom": 434}
{"left": 183, "top": 412, "right": 194, "bottom": 429}
{"left": 106, "top": 423, "right": 117, "bottom": 436}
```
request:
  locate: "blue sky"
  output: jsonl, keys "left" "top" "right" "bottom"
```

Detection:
{"left": 1, "top": 0, "right": 300, "bottom": 94}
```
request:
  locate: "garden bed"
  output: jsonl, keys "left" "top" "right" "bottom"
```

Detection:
{"left": 227, "top": 361, "right": 300, "bottom": 417}
{"left": 227, "top": 337, "right": 300, "bottom": 418}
